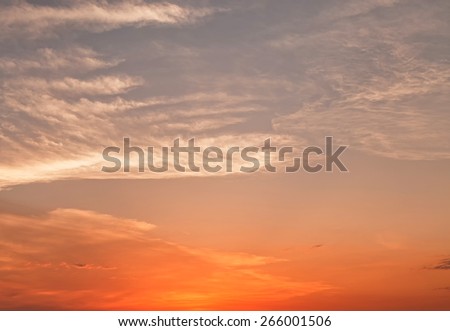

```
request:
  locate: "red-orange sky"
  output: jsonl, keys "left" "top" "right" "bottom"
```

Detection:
{"left": 0, "top": 0, "right": 449, "bottom": 310}
{"left": 1, "top": 151, "right": 449, "bottom": 310}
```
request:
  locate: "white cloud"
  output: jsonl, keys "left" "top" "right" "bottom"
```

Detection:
{"left": 0, "top": 1, "right": 220, "bottom": 38}
{"left": 0, "top": 47, "right": 119, "bottom": 73}
{"left": 1, "top": 0, "right": 449, "bottom": 190}
{"left": 5, "top": 75, "right": 144, "bottom": 96}
{"left": 269, "top": 1, "right": 450, "bottom": 160}
{"left": 0, "top": 44, "right": 282, "bottom": 189}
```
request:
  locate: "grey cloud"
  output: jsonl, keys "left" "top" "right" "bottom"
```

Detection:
{"left": 437, "top": 287, "right": 450, "bottom": 291}
{"left": 428, "top": 258, "right": 450, "bottom": 270}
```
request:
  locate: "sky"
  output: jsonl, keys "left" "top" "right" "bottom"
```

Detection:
{"left": 0, "top": 0, "right": 449, "bottom": 310}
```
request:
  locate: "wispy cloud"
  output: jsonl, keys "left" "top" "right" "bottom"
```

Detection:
{"left": 1, "top": 0, "right": 449, "bottom": 190}
{"left": 319, "top": 0, "right": 402, "bottom": 22}
{"left": 427, "top": 258, "right": 450, "bottom": 270}
{"left": 0, "top": 44, "right": 279, "bottom": 188}
{"left": 0, "top": 209, "right": 332, "bottom": 309}
{"left": 4, "top": 75, "right": 144, "bottom": 96}
{"left": 270, "top": 0, "right": 450, "bottom": 160}
{"left": 0, "top": 1, "right": 220, "bottom": 39}
{"left": 0, "top": 47, "right": 119, "bottom": 73}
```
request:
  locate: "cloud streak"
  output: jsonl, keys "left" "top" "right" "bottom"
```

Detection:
{"left": 0, "top": 44, "right": 283, "bottom": 188}
{"left": 0, "top": 209, "right": 332, "bottom": 309}
{"left": 0, "top": 1, "right": 219, "bottom": 38}
{"left": 0, "top": 47, "right": 119, "bottom": 73}
{"left": 428, "top": 258, "right": 450, "bottom": 270}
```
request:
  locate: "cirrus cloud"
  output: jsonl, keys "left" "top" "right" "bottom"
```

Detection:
{"left": 0, "top": 1, "right": 221, "bottom": 39}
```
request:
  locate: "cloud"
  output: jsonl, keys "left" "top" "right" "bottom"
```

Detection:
{"left": 1, "top": 0, "right": 449, "bottom": 190}
{"left": 0, "top": 1, "right": 220, "bottom": 39}
{"left": 0, "top": 47, "right": 119, "bottom": 73}
{"left": 270, "top": 1, "right": 450, "bottom": 160}
{"left": 436, "top": 287, "right": 450, "bottom": 291}
{"left": 179, "top": 247, "right": 286, "bottom": 267}
{"left": 4, "top": 75, "right": 144, "bottom": 96}
{"left": 319, "top": 0, "right": 401, "bottom": 22}
{"left": 428, "top": 258, "right": 450, "bottom": 270}
{"left": 0, "top": 209, "right": 332, "bottom": 309}
{"left": 0, "top": 43, "right": 284, "bottom": 189}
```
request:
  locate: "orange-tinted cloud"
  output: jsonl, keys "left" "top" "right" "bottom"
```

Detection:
{"left": 0, "top": 209, "right": 332, "bottom": 310}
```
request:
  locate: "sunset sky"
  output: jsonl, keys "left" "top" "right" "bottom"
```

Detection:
{"left": 0, "top": 0, "right": 449, "bottom": 310}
